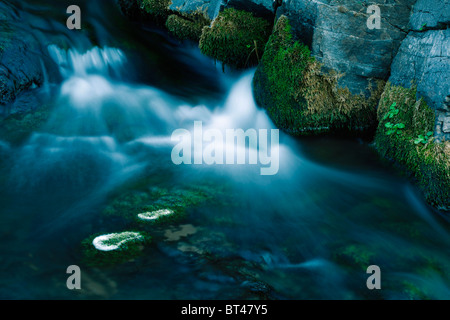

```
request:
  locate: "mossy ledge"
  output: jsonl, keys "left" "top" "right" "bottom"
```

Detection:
{"left": 199, "top": 9, "right": 271, "bottom": 69}
{"left": 374, "top": 82, "right": 450, "bottom": 211}
{"left": 253, "top": 16, "right": 383, "bottom": 136}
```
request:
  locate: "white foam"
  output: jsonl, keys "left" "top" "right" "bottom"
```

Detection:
{"left": 92, "top": 231, "right": 143, "bottom": 251}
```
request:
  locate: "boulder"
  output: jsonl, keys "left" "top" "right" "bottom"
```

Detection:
{"left": 275, "top": 0, "right": 415, "bottom": 95}
{"left": 169, "top": 0, "right": 277, "bottom": 21}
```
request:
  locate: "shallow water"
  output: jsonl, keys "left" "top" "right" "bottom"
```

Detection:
{"left": 0, "top": 0, "right": 449, "bottom": 300}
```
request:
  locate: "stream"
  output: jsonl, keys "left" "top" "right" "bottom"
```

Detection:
{"left": 0, "top": 0, "right": 449, "bottom": 300}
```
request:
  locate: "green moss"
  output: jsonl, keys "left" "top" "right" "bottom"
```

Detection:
{"left": 81, "top": 231, "right": 151, "bottom": 267}
{"left": 199, "top": 8, "right": 271, "bottom": 68}
{"left": 166, "top": 12, "right": 211, "bottom": 42}
{"left": 102, "top": 185, "right": 215, "bottom": 225}
{"left": 334, "top": 244, "right": 376, "bottom": 271}
{"left": 141, "top": 0, "right": 171, "bottom": 24}
{"left": 374, "top": 83, "right": 450, "bottom": 211}
{"left": 253, "top": 16, "right": 382, "bottom": 136}
{"left": 401, "top": 281, "right": 430, "bottom": 300}
{"left": 0, "top": 106, "right": 52, "bottom": 145}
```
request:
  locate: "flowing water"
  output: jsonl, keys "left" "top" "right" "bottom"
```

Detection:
{"left": 0, "top": 0, "right": 449, "bottom": 300}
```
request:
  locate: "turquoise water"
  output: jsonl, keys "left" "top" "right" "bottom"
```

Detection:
{"left": 0, "top": 0, "right": 449, "bottom": 300}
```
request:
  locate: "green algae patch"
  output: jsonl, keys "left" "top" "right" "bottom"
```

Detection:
{"left": 82, "top": 231, "right": 151, "bottom": 266}
{"left": 374, "top": 83, "right": 450, "bottom": 211}
{"left": 199, "top": 8, "right": 271, "bottom": 68}
{"left": 253, "top": 15, "right": 382, "bottom": 136}
{"left": 166, "top": 12, "right": 211, "bottom": 42}
{"left": 333, "top": 244, "right": 376, "bottom": 271}
{"left": 0, "top": 106, "right": 52, "bottom": 145}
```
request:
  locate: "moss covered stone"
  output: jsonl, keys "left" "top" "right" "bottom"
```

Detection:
{"left": 82, "top": 231, "right": 151, "bottom": 266}
{"left": 141, "top": 0, "right": 172, "bottom": 24}
{"left": 199, "top": 8, "right": 271, "bottom": 68}
{"left": 166, "top": 12, "right": 211, "bottom": 42}
{"left": 0, "top": 106, "right": 52, "bottom": 145}
{"left": 374, "top": 82, "right": 450, "bottom": 211}
{"left": 253, "top": 16, "right": 383, "bottom": 136}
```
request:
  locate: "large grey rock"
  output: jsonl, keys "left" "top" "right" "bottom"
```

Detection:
{"left": 389, "top": 29, "right": 450, "bottom": 110}
{"left": 221, "top": 0, "right": 277, "bottom": 20}
{"left": 276, "top": 0, "right": 416, "bottom": 95}
{"left": 169, "top": 0, "right": 277, "bottom": 20}
{"left": 169, "top": 0, "right": 223, "bottom": 20}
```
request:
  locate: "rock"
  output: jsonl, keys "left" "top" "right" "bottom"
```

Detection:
{"left": 0, "top": 34, "right": 43, "bottom": 112}
{"left": 253, "top": 15, "right": 382, "bottom": 136}
{"left": 170, "top": 0, "right": 222, "bottom": 20}
{"left": 199, "top": 8, "right": 272, "bottom": 68}
{"left": 275, "top": 0, "right": 415, "bottom": 95}
{"left": 0, "top": 1, "right": 58, "bottom": 117}
{"left": 169, "top": 0, "right": 277, "bottom": 21}
{"left": 221, "top": 0, "right": 277, "bottom": 21}
{"left": 92, "top": 231, "right": 146, "bottom": 251}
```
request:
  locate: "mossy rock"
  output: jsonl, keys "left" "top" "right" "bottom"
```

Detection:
{"left": 102, "top": 185, "right": 218, "bottom": 225}
{"left": 374, "top": 82, "right": 450, "bottom": 211}
{"left": 166, "top": 12, "right": 210, "bottom": 42}
{"left": 82, "top": 231, "right": 152, "bottom": 267}
{"left": 0, "top": 106, "right": 52, "bottom": 145}
{"left": 333, "top": 244, "right": 376, "bottom": 271}
{"left": 253, "top": 15, "right": 383, "bottom": 136}
{"left": 141, "top": 0, "right": 172, "bottom": 25}
{"left": 199, "top": 8, "right": 271, "bottom": 69}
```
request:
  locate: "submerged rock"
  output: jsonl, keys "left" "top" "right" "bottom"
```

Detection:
{"left": 388, "top": 0, "right": 450, "bottom": 141}
{"left": 374, "top": 83, "right": 450, "bottom": 211}
{"left": 199, "top": 8, "right": 272, "bottom": 68}
{"left": 253, "top": 15, "right": 382, "bottom": 136}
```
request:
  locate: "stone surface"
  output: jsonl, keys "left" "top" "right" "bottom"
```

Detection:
{"left": 410, "top": 0, "right": 450, "bottom": 31}
{"left": 275, "top": 0, "right": 415, "bottom": 95}
{"left": 170, "top": 0, "right": 223, "bottom": 20}
{"left": 389, "top": 29, "right": 450, "bottom": 111}
{"left": 387, "top": 0, "right": 450, "bottom": 141}
{"left": 0, "top": 1, "right": 48, "bottom": 116}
